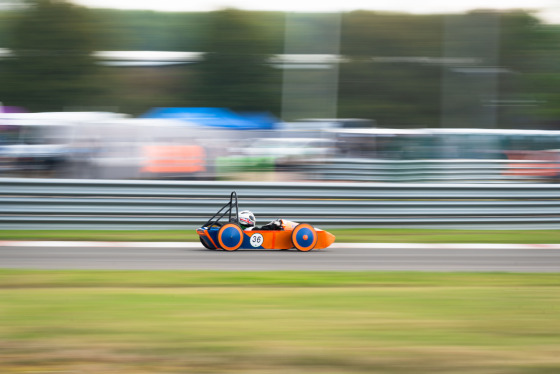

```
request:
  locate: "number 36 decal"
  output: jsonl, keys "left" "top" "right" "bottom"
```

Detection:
{"left": 250, "top": 233, "right": 264, "bottom": 247}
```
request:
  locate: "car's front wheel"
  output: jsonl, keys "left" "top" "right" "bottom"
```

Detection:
{"left": 291, "top": 223, "right": 317, "bottom": 251}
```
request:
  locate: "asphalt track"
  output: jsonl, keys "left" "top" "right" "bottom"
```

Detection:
{"left": 1, "top": 242, "right": 560, "bottom": 272}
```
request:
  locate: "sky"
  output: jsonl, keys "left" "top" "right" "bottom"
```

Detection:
{"left": 70, "top": 0, "right": 560, "bottom": 23}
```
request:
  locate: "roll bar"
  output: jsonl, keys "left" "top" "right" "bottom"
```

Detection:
{"left": 202, "top": 191, "right": 239, "bottom": 227}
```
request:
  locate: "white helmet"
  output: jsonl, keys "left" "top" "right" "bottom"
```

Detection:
{"left": 239, "top": 210, "right": 256, "bottom": 228}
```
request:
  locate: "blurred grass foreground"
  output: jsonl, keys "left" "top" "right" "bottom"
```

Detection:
{"left": 0, "top": 270, "right": 559, "bottom": 373}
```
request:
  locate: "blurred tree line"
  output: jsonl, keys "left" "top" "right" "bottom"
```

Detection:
{"left": 0, "top": 0, "right": 559, "bottom": 128}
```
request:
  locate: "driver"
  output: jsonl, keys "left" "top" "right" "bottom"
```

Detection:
{"left": 238, "top": 210, "right": 257, "bottom": 230}
{"left": 238, "top": 210, "right": 291, "bottom": 231}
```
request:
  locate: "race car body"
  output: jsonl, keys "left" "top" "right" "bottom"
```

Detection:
{"left": 196, "top": 192, "right": 335, "bottom": 251}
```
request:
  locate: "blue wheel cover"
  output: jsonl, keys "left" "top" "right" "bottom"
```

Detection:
{"left": 222, "top": 226, "right": 242, "bottom": 247}
{"left": 295, "top": 227, "right": 315, "bottom": 247}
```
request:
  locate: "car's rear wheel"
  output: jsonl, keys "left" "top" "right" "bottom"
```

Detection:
{"left": 291, "top": 223, "right": 317, "bottom": 251}
{"left": 217, "top": 223, "right": 244, "bottom": 251}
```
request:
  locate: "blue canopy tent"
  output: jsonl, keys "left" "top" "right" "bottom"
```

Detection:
{"left": 141, "top": 107, "right": 276, "bottom": 130}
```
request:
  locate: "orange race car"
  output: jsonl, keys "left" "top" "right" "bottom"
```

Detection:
{"left": 196, "top": 192, "right": 335, "bottom": 251}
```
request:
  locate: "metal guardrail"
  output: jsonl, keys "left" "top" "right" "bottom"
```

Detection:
{"left": 2, "top": 177, "right": 560, "bottom": 230}
{"left": 301, "top": 158, "right": 560, "bottom": 183}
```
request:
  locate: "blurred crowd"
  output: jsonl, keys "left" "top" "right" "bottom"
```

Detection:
{"left": 2, "top": 110, "right": 560, "bottom": 183}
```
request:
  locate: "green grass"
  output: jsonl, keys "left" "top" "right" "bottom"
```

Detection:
{"left": 1, "top": 270, "right": 560, "bottom": 373}
{"left": 2, "top": 228, "right": 560, "bottom": 243}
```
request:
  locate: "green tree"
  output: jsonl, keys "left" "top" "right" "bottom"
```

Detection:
{"left": 341, "top": 12, "right": 443, "bottom": 58}
{"left": 502, "top": 16, "right": 560, "bottom": 126}
{"left": 339, "top": 12, "right": 444, "bottom": 127}
{"left": 190, "top": 9, "right": 280, "bottom": 113}
{"left": 0, "top": 0, "right": 102, "bottom": 111}
{"left": 89, "top": 9, "right": 208, "bottom": 51}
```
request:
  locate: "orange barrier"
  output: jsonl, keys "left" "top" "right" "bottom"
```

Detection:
{"left": 504, "top": 151, "right": 560, "bottom": 177}
{"left": 141, "top": 145, "right": 206, "bottom": 174}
